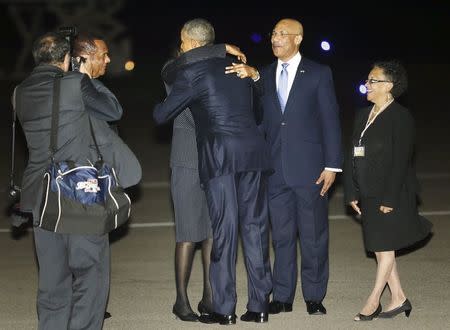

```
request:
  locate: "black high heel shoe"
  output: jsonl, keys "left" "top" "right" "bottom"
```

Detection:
{"left": 378, "top": 299, "right": 412, "bottom": 318}
{"left": 172, "top": 305, "right": 199, "bottom": 322}
{"left": 354, "top": 304, "right": 382, "bottom": 321}
{"left": 198, "top": 300, "right": 213, "bottom": 316}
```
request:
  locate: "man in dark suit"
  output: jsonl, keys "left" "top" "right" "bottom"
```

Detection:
{"left": 153, "top": 18, "right": 272, "bottom": 324}
{"left": 226, "top": 18, "right": 342, "bottom": 315}
{"left": 15, "top": 32, "right": 141, "bottom": 329}
{"left": 162, "top": 43, "right": 247, "bottom": 322}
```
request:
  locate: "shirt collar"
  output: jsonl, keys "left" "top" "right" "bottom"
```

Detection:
{"left": 277, "top": 52, "right": 301, "bottom": 68}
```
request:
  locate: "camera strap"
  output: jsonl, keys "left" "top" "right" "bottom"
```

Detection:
{"left": 10, "top": 86, "right": 19, "bottom": 190}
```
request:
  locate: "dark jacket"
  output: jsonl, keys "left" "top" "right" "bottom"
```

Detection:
{"left": 154, "top": 56, "right": 270, "bottom": 185}
{"left": 259, "top": 57, "right": 342, "bottom": 187}
{"left": 344, "top": 101, "right": 418, "bottom": 208}
{"left": 161, "top": 44, "right": 227, "bottom": 169}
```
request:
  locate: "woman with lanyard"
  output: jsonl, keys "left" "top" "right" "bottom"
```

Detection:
{"left": 344, "top": 60, "right": 432, "bottom": 321}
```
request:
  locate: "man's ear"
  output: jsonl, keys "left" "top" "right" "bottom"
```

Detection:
{"left": 191, "top": 39, "right": 202, "bottom": 49}
{"left": 295, "top": 35, "right": 303, "bottom": 46}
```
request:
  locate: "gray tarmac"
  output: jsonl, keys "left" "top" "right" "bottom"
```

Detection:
{"left": 0, "top": 62, "right": 449, "bottom": 329}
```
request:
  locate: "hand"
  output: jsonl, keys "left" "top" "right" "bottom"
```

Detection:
{"left": 315, "top": 170, "right": 336, "bottom": 196}
{"left": 350, "top": 200, "right": 361, "bottom": 215}
{"left": 225, "top": 44, "right": 247, "bottom": 63}
{"left": 380, "top": 205, "right": 393, "bottom": 213}
{"left": 225, "top": 62, "right": 259, "bottom": 80}
{"left": 79, "top": 61, "right": 92, "bottom": 79}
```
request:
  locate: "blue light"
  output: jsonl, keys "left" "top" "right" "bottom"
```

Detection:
{"left": 251, "top": 33, "right": 262, "bottom": 44}
{"left": 321, "top": 41, "right": 331, "bottom": 51}
{"left": 359, "top": 84, "right": 367, "bottom": 94}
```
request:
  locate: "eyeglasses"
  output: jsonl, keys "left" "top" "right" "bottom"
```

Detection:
{"left": 269, "top": 31, "right": 300, "bottom": 38}
{"left": 365, "top": 78, "right": 392, "bottom": 85}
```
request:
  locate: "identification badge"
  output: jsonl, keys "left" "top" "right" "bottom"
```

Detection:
{"left": 353, "top": 146, "right": 365, "bottom": 157}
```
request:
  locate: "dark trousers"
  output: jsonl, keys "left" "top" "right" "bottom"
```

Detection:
{"left": 268, "top": 180, "right": 329, "bottom": 304}
{"left": 34, "top": 227, "right": 110, "bottom": 330}
{"left": 205, "top": 171, "right": 272, "bottom": 315}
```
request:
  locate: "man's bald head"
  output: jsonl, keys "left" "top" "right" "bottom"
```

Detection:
{"left": 276, "top": 19, "right": 303, "bottom": 36}
{"left": 271, "top": 18, "right": 304, "bottom": 62}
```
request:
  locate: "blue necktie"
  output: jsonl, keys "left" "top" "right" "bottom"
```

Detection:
{"left": 277, "top": 63, "right": 289, "bottom": 113}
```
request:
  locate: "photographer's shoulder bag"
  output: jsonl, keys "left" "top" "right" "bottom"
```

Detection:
{"left": 38, "top": 74, "right": 131, "bottom": 235}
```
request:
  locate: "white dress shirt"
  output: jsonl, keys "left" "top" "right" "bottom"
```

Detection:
{"left": 276, "top": 52, "right": 301, "bottom": 96}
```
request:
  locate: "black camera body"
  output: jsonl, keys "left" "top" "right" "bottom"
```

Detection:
{"left": 7, "top": 184, "right": 30, "bottom": 227}
{"left": 8, "top": 184, "right": 21, "bottom": 200}
{"left": 58, "top": 26, "right": 79, "bottom": 71}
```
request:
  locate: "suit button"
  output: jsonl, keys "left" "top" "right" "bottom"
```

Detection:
{"left": 281, "top": 122, "right": 286, "bottom": 126}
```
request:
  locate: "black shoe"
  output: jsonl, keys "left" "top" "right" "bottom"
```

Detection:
{"left": 199, "top": 312, "right": 236, "bottom": 325}
{"left": 306, "top": 301, "right": 327, "bottom": 315}
{"left": 198, "top": 300, "right": 213, "bottom": 316}
{"left": 378, "top": 299, "right": 412, "bottom": 318}
{"left": 104, "top": 311, "right": 111, "bottom": 319}
{"left": 240, "top": 310, "right": 268, "bottom": 323}
{"left": 172, "top": 305, "right": 198, "bottom": 322}
{"left": 268, "top": 300, "right": 293, "bottom": 314}
{"left": 354, "top": 304, "right": 382, "bottom": 321}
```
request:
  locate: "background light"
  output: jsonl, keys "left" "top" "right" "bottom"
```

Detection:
{"left": 321, "top": 41, "right": 331, "bottom": 51}
{"left": 359, "top": 84, "right": 367, "bottom": 94}
{"left": 124, "top": 60, "right": 135, "bottom": 71}
{"left": 250, "top": 33, "right": 262, "bottom": 44}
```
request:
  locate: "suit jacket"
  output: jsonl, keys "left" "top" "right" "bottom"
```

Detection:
{"left": 90, "top": 78, "right": 123, "bottom": 133}
{"left": 154, "top": 57, "right": 270, "bottom": 185}
{"left": 15, "top": 65, "right": 141, "bottom": 222}
{"left": 161, "top": 44, "right": 227, "bottom": 169}
{"left": 344, "top": 101, "right": 418, "bottom": 208}
{"left": 259, "top": 57, "right": 342, "bottom": 187}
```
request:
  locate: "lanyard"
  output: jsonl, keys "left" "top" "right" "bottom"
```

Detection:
{"left": 358, "top": 100, "right": 393, "bottom": 146}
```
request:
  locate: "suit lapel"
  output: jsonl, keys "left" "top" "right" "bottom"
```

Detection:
{"left": 283, "top": 58, "right": 307, "bottom": 114}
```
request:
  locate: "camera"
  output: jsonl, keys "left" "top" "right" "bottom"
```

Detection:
{"left": 58, "top": 26, "right": 80, "bottom": 71}
{"left": 8, "top": 184, "right": 21, "bottom": 200}
{"left": 7, "top": 184, "right": 30, "bottom": 228}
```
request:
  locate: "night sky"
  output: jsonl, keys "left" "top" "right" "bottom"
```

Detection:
{"left": 0, "top": 2, "right": 449, "bottom": 120}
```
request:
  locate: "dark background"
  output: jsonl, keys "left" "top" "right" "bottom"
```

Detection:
{"left": 0, "top": 2, "right": 449, "bottom": 187}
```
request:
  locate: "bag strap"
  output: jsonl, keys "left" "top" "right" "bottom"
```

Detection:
{"left": 88, "top": 116, "right": 103, "bottom": 162}
{"left": 49, "top": 73, "right": 63, "bottom": 159}
{"left": 10, "top": 86, "right": 19, "bottom": 190}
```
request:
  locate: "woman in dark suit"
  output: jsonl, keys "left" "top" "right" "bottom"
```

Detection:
{"left": 344, "top": 60, "right": 432, "bottom": 321}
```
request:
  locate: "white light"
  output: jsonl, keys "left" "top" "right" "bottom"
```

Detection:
{"left": 359, "top": 85, "right": 367, "bottom": 94}
{"left": 124, "top": 60, "right": 135, "bottom": 71}
{"left": 321, "top": 41, "right": 330, "bottom": 51}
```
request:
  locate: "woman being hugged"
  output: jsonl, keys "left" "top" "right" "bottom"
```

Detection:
{"left": 344, "top": 60, "right": 432, "bottom": 321}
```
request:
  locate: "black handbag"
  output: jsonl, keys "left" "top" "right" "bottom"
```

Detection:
{"left": 38, "top": 74, "right": 131, "bottom": 235}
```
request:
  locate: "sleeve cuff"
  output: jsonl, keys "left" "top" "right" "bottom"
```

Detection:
{"left": 325, "top": 167, "right": 342, "bottom": 172}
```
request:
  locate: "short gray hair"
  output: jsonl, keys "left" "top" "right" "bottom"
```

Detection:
{"left": 182, "top": 18, "right": 215, "bottom": 46}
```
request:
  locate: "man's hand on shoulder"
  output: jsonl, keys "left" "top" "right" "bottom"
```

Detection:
{"left": 225, "top": 44, "right": 247, "bottom": 64}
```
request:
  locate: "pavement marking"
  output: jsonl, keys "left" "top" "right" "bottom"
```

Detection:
{"left": 2, "top": 210, "right": 449, "bottom": 232}
{"left": 138, "top": 172, "right": 450, "bottom": 188}
{"left": 1, "top": 172, "right": 450, "bottom": 194}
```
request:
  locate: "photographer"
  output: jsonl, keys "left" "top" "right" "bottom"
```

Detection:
{"left": 14, "top": 32, "right": 141, "bottom": 329}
